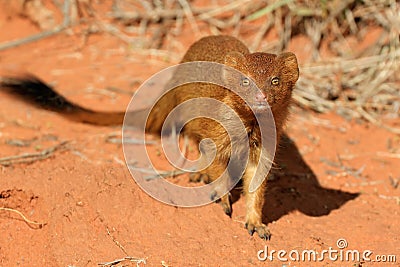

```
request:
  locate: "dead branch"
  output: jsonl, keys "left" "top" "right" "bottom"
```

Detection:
{"left": 0, "top": 207, "right": 46, "bottom": 229}
{"left": 0, "top": 141, "right": 70, "bottom": 166}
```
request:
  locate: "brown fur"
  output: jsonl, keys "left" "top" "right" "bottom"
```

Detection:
{"left": 0, "top": 35, "right": 299, "bottom": 239}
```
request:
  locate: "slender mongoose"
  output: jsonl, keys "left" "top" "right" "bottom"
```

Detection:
{"left": 0, "top": 35, "right": 299, "bottom": 239}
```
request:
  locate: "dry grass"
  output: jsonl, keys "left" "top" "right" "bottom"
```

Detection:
{"left": 1, "top": 0, "right": 399, "bottom": 132}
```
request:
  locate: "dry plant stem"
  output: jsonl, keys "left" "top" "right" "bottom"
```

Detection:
{"left": 0, "top": 207, "right": 46, "bottom": 229}
{"left": 0, "top": 0, "right": 71, "bottom": 51}
{"left": 198, "top": 0, "right": 251, "bottom": 21}
{"left": 250, "top": 16, "right": 273, "bottom": 51}
{"left": 0, "top": 141, "right": 70, "bottom": 166}
{"left": 377, "top": 152, "right": 400, "bottom": 159}
{"left": 274, "top": 7, "right": 284, "bottom": 52}
{"left": 94, "top": 15, "right": 181, "bottom": 60}
{"left": 178, "top": 0, "right": 201, "bottom": 37}
{"left": 297, "top": 48, "right": 400, "bottom": 118}
{"left": 0, "top": 25, "right": 66, "bottom": 51}
{"left": 357, "top": 106, "right": 400, "bottom": 135}
{"left": 111, "top": 7, "right": 211, "bottom": 22}
{"left": 98, "top": 256, "right": 146, "bottom": 267}
{"left": 246, "top": 0, "right": 292, "bottom": 21}
{"left": 106, "top": 131, "right": 156, "bottom": 145}
{"left": 145, "top": 168, "right": 190, "bottom": 180}
{"left": 149, "top": 21, "right": 169, "bottom": 49}
{"left": 204, "top": 14, "right": 240, "bottom": 30}
{"left": 300, "top": 51, "right": 400, "bottom": 73}
{"left": 106, "top": 227, "right": 128, "bottom": 255}
{"left": 95, "top": 20, "right": 133, "bottom": 43}
{"left": 283, "top": 13, "right": 292, "bottom": 50}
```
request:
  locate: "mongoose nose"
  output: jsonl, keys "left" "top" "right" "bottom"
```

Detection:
{"left": 255, "top": 91, "right": 267, "bottom": 102}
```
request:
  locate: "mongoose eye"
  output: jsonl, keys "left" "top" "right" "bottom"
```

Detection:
{"left": 241, "top": 77, "right": 250, "bottom": 87}
{"left": 271, "top": 77, "right": 280, "bottom": 86}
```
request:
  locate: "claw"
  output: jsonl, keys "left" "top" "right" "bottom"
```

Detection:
{"left": 257, "top": 227, "right": 271, "bottom": 240}
{"left": 220, "top": 193, "right": 232, "bottom": 217}
{"left": 221, "top": 202, "right": 232, "bottom": 217}
{"left": 245, "top": 223, "right": 252, "bottom": 234}
{"left": 248, "top": 228, "right": 255, "bottom": 236}
{"left": 245, "top": 222, "right": 271, "bottom": 240}
{"left": 245, "top": 223, "right": 255, "bottom": 236}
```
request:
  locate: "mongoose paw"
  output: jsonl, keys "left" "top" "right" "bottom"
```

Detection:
{"left": 245, "top": 222, "right": 271, "bottom": 240}
{"left": 209, "top": 191, "right": 232, "bottom": 216}
{"left": 221, "top": 203, "right": 232, "bottom": 217}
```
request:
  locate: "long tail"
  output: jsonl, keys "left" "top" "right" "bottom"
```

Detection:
{"left": 0, "top": 75, "right": 176, "bottom": 133}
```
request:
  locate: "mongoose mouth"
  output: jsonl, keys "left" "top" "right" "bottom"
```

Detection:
{"left": 251, "top": 102, "right": 270, "bottom": 113}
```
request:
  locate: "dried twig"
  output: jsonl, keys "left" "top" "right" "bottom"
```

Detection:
{"left": 0, "top": 0, "right": 71, "bottom": 51}
{"left": 178, "top": 0, "right": 201, "bottom": 37}
{"left": 106, "top": 227, "right": 128, "bottom": 255}
{"left": 0, "top": 207, "right": 46, "bottom": 229}
{"left": 145, "top": 168, "right": 190, "bottom": 181}
{"left": 0, "top": 141, "right": 70, "bottom": 166}
{"left": 0, "top": 25, "right": 67, "bottom": 51}
{"left": 106, "top": 135, "right": 156, "bottom": 145}
{"left": 98, "top": 256, "right": 146, "bottom": 267}
{"left": 128, "top": 165, "right": 191, "bottom": 180}
{"left": 377, "top": 152, "right": 400, "bottom": 159}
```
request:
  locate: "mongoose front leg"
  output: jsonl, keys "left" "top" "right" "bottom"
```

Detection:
{"left": 207, "top": 162, "right": 233, "bottom": 217}
{"left": 242, "top": 165, "right": 270, "bottom": 240}
{"left": 189, "top": 152, "right": 232, "bottom": 217}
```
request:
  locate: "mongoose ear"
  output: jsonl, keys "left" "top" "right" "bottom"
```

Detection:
{"left": 224, "top": 51, "right": 246, "bottom": 68}
{"left": 277, "top": 52, "right": 299, "bottom": 83}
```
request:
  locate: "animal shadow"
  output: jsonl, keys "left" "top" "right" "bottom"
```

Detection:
{"left": 230, "top": 134, "right": 359, "bottom": 224}
{"left": 263, "top": 134, "right": 359, "bottom": 224}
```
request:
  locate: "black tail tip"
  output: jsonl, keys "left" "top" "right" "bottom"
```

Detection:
{"left": 0, "top": 74, "right": 74, "bottom": 110}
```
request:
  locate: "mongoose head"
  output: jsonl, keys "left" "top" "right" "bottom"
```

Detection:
{"left": 223, "top": 51, "right": 299, "bottom": 114}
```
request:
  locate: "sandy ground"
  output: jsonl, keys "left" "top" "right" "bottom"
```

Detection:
{"left": 0, "top": 2, "right": 399, "bottom": 266}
